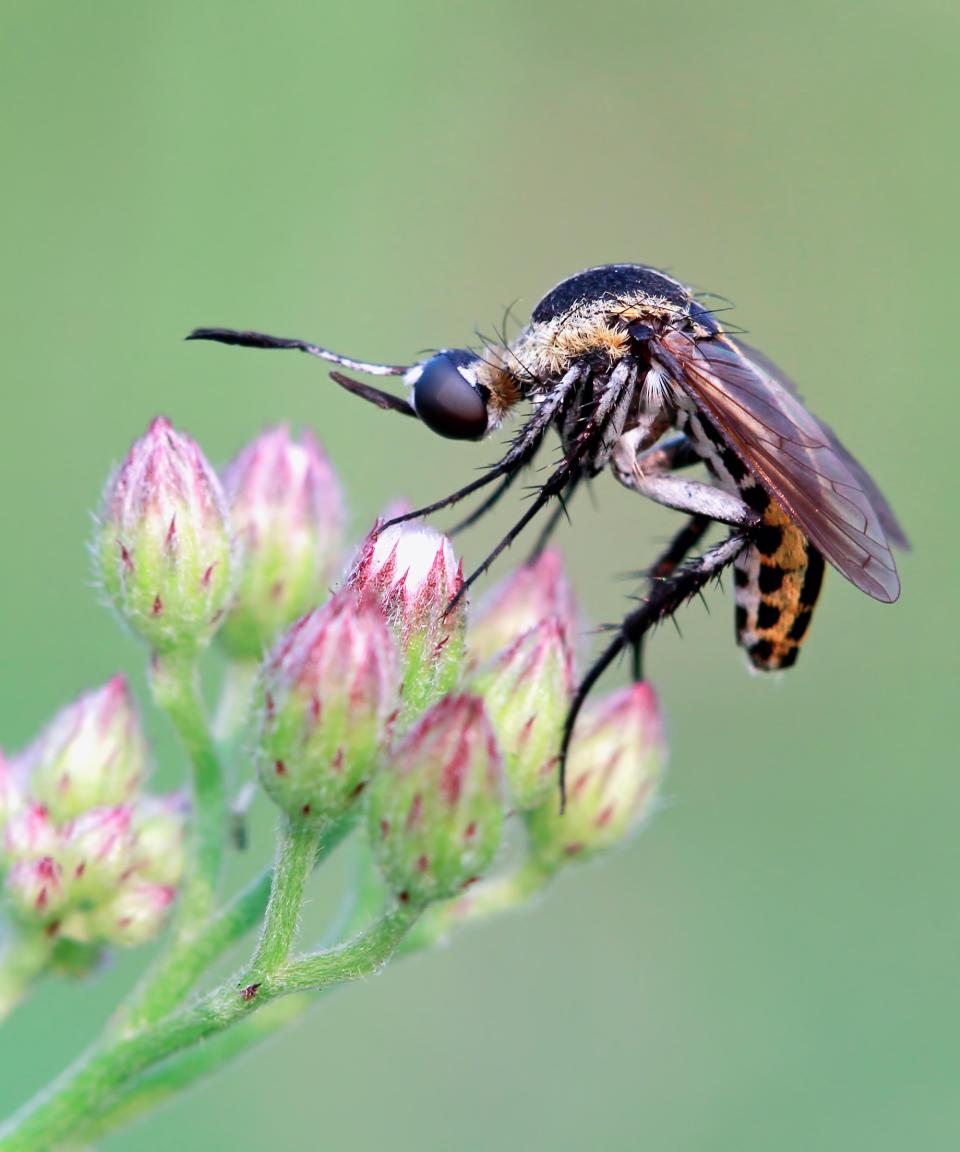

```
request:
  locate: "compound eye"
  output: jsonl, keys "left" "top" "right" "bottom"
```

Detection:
{"left": 412, "top": 354, "right": 488, "bottom": 441}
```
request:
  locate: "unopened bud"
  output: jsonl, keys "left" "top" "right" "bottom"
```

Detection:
{"left": 526, "top": 683, "right": 665, "bottom": 870}
{"left": 61, "top": 806, "right": 137, "bottom": 903}
{"left": 471, "top": 617, "right": 574, "bottom": 810}
{"left": 6, "top": 857, "right": 68, "bottom": 922}
{"left": 256, "top": 592, "right": 399, "bottom": 829}
{"left": 219, "top": 426, "right": 344, "bottom": 659}
{"left": 91, "top": 882, "right": 176, "bottom": 947}
{"left": 469, "top": 549, "right": 578, "bottom": 663}
{"left": 130, "top": 792, "right": 188, "bottom": 887}
{"left": 23, "top": 676, "right": 148, "bottom": 823}
{"left": 368, "top": 694, "right": 503, "bottom": 906}
{"left": 3, "top": 804, "right": 60, "bottom": 862}
{"left": 347, "top": 522, "right": 465, "bottom": 719}
{"left": 97, "top": 417, "right": 234, "bottom": 653}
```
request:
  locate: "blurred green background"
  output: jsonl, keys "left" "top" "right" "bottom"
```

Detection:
{"left": 1, "top": 1, "right": 957, "bottom": 1148}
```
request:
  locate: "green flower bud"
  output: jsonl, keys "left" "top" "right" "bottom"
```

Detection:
{"left": 219, "top": 426, "right": 344, "bottom": 659}
{"left": 256, "top": 592, "right": 399, "bottom": 830}
{"left": 130, "top": 792, "right": 188, "bottom": 887}
{"left": 468, "top": 549, "right": 578, "bottom": 664}
{"left": 6, "top": 857, "right": 69, "bottom": 924}
{"left": 97, "top": 417, "right": 234, "bottom": 654}
{"left": 526, "top": 683, "right": 665, "bottom": 870}
{"left": 471, "top": 617, "right": 574, "bottom": 810}
{"left": 90, "top": 882, "right": 175, "bottom": 947}
{"left": 22, "top": 676, "right": 148, "bottom": 822}
{"left": 3, "top": 803, "right": 60, "bottom": 862}
{"left": 347, "top": 522, "right": 465, "bottom": 720}
{"left": 368, "top": 694, "right": 503, "bottom": 907}
{"left": 60, "top": 806, "right": 137, "bottom": 905}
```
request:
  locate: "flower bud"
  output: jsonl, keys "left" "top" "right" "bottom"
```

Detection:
{"left": 23, "top": 676, "right": 148, "bottom": 823}
{"left": 471, "top": 617, "right": 574, "bottom": 810}
{"left": 219, "top": 426, "right": 344, "bottom": 659}
{"left": 368, "top": 695, "right": 503, "bottom": 906}
{"left": 526, "top": 683, "right": 665, "bottom": 870}
{"left": 6, "top": 857, "right": 68, "bottom": 922}
{"left": 256, "top": 592, "right": 399, "bottom": 829}
{"left": 97, "top": 417, "right": 234, "bottom": 653}
{"left": 3, "top": 804, "right": 60, "bottom": 862}
{"left": 61, "top": 806, "right": 137, "bottom": 903}
{"left": 130, "top": 792, "right": 188, "bottom": 887}
{"left": 347, "top": 522, "right": 465, "bottom": 719}
{"left": 469, "top": 549, "right": 578, "bottom": 663}
{"left": 91, "top": 882, "right": 176, "bottom": 947}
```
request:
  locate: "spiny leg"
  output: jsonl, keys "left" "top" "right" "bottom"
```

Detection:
{"left": 526, "top": 469, "right": 582, "bottom": 560}
{"left": 560, "top": 529, "right": 750, "bottom": 805}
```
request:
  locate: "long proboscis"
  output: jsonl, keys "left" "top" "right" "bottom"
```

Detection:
{"left": 186, "top": 327, "right": 410, "bottom": 377}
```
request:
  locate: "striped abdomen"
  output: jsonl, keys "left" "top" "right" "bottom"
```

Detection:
{"left": 733, "top": 498, "right": 825, "bottom": 670}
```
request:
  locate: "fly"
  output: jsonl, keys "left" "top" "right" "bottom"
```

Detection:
{"left": 190, "top": 263, "right": 908, "bottom": 792}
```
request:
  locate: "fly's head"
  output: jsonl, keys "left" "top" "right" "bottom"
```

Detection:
{"left": 403, "top": 350, "right": 516, "bottom": 441}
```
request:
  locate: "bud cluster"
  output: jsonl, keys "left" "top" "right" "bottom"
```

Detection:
{"left": 1, "top": 677, "right": 186, "bottom": 949}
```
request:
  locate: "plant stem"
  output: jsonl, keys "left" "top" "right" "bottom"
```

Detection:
{"left": 149, "top": 650, "right": 227, "bottom": 931}
{"left": 0, "top": 906, "right": 418, "bottom": 1152}
{"left": 0, "top": 931, "right": 53, "bottom": 1024}
{"left": 81, "top": 856, "right": 553, "bottom": 1141}
{"left": 247, "top": 818, "right": 318, "bottom": 979}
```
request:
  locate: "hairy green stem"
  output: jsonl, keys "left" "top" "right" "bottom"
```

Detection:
{"left": 247, "top": 818, "right": 318, "bottom": 978}
{"left": 149, "top": 651, "right": 227, "bottom": 931}
{"left": 0, "top": 930, "right": 53, "bottom": 1024}
{"left": 83, "top": 856, "right": 553, "bottom": 1140}
{"left": 0, "top": 906, "right": 418, "bottom": 1152}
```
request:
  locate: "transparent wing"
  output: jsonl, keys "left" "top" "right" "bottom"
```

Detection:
{"left": 656, "top": 330, "right": 902, "bottom": 602}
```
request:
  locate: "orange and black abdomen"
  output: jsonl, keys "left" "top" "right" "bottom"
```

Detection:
{"left": 733, "top": 498, "right": 825, "bottom": 670}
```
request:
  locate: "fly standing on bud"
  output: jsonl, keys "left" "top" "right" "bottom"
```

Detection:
{"left": 191, "top": 265, "right": 906, "bottom": 787}
{"left": 96, "top": 417, "right": 234, "bottom": 655}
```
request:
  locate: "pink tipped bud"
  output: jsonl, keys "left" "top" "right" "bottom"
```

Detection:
{"left": 347, "top": 522, "right": 466, "bottom": 719}
{"left": 219, "top": 426, "right": 344, "bottom": 659}
{"left": 469, "top": 549, "right": 579, "bottom": 663}
{"left": 6, "top": 856, "right": 68, "bottom": 922}
{"left": 91, "top": 881, "right": 176, "bottom": 947}
{"left": 130, "top": 792, "right": 188, "bottom": 887}
{"left": 23, "top": 676, "right": 148, "bottom": 822}
{"left": 526, "top": 683, "right": 665, "bottom": 870}
{"left": 97, "top": 417, "right": 234, "bottom": 653}
{"left": 367, "top": 694, "right": 504, "bottom": 906}
{"left": 61, "top": 806, "right": 137, "bottom": 902}
{"left": 471, "top": 617, "right": 575, "bottom": 810}
{"left": 256, "top": 592, "right": 399, "bottom": 829}
{"left": 3, "top": 803, "right": 60, "bottom": 861}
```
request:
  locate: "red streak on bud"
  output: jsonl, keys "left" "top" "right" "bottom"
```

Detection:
{"left": 398, "top": 890, "right": 410, "bottom": 904}
{"left": 119, "top": 542, "right": 134, "bottom": 573}
{"left": 461, "top": 876, "right": 480, "bottom": 890}
{"left": 301, "top": 804, "right": 311, "bottom": 815}
{"left": 350, "top": 781, "right": 366, "bottom": 799}
{"left": 463, "top": 821, "right": 477, "bottom": 841}
{"left": 379, "top": 818, "right": 390, "bottom": 839}
{"left": 331, "top": 747, "right": 344, "bottom": 773}
{"left": 405, "top": 792, "right": 423, "bottom": 830}
{"left": 310, "top": 695, "right": 321, "bottom": 721}
{"left": 152, "top": 594, "right": 163, "bottom": 616}
{"left": 165, "top": 515, "right": 177, "bottom": 548}
{"left": 265, "top": 692, "right": 275, "bottom": 720}
{"left": 275, "top": 760, "right": 286, "bottom": 776}
{"left": 45, "top": 920, "right": 61, "bottom": 938}
{"left": 201, "top": 563, "right": 215, "bottom": 587}
{"left": 595, "top": 804, "right": 614, "bottom": 829}
{"left": 517, "top": 715, "right": 536, "bottom": 747}
{"left": 75, "top": 862, "right": 86, "bottom": 878}
{"left": 36, "top": 888, "right": 48, "bottom": 910}
{"left": 269, "top": 580, "right": 284, "bottom": 600}
{"left": 416, "top": 854, "right": 429, "bottom": 873}
{"left": 563, "top": 843, "right": 584, "bottom": 858}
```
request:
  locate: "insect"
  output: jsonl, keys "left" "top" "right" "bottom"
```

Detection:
{"left": 190, "top": 263, "right": 907, "bottom": 783}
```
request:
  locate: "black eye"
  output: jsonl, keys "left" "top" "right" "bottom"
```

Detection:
{"left": 412, "top": 354, "right": 488, "bottom": 441}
